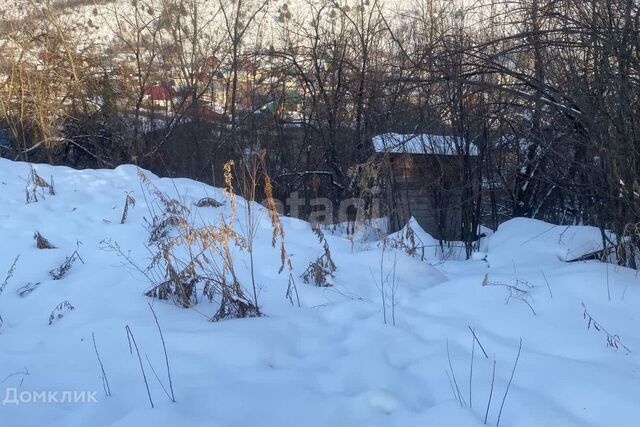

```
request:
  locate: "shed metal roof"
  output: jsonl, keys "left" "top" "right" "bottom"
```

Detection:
{"left": 372, "top": 133, "right": 478, "bottom": 156}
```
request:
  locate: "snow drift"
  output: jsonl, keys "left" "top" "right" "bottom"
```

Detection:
{"left": 0, "top": 158, "right": 639, "bottom": 427}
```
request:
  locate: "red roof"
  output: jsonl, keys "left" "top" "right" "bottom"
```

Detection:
{"left": 143, "top": 86, "right": 175, "bottom": 101}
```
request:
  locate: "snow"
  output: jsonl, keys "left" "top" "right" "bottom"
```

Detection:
{"left": 486, "top": 218, "right": 610, "bottom": 268}
{"left": 372, "top": 133, "right": 479, "bottom": 156}
{"left": 1, "top": 158, "right": 639, "bottom": 426}
{"left": 384, "top": 217, "right": 469, "bottom": 261}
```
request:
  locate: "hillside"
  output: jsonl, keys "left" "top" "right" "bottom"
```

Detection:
{"left": 1, "top": 159, "right": 639, "bottom": 426}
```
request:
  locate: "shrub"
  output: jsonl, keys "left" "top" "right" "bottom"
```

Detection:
{"left": 301, "top": 228, "right": 336, "bottom": 287}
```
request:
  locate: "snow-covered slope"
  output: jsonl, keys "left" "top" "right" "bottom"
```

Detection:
{"left": 486, "top": 217, "right": 608, "bottom": 268}
{"left": 1, "top": 158, "right": 639, "bottom": 427}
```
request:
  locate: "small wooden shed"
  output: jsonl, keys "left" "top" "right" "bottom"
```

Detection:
{"left": 372, "top": 132, "right": 479, "bottom": 241}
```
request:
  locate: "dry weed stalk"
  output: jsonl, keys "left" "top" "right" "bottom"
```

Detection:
{"left": 484, "top": 275, "right": 536, "bottom": 316}
{"left": 263, "top": 171, "right": 299, "bottom": 306}
{"left": 582, "top": 302, "right": 631, "bottom": 352}
{"left": 211, "top": 160, "right": 261, "bottom": 319}
{"left": 237, "top": 153, "right": 263, "bottom": 311}
{"left": 301, "top": 228, "right": 336, "bottom": 287}
{"left": 387, "top": 221, "right": 423, "bottom": 259}
{"left": 49, "top": 241, "right": 84, "bottom": 280}
{"left": 194, "top": 197, "right": 223, "bottom": 208}
{"left": 133, "top": 169, "right": 259, "bottom": 320}
{"left": 121, "top": 192, "right": 136, "bottom": 224}
{"left": 444, "top": 328, "right": 519, "bottom": 426}
{"left": 223, "top": 160, "right": 237, "bottom": 216}
{"left": 148, "top": 303, "right": 175, "bottom": 402}
{"left": 0, "top": 255, "right": 20, "bottom": 330}
{"left": 25, "top": 166, "right": 55, "bottom": 203}
{"left": 125, "top": 325, "right": 154, "bottom": 408}
{"left": 34, "top": 231, "right": 56, "bottom": 249}
{"left": 16, "top": 282, "right": 40, "bottom": 297}
{"left": 92, "top": 332, "right": 111, "bottom": 397}
{"left": 0, "top": 255, "right": 19, "bottom": 297}
{"left": 48, "top": 300, "right": 75, "bottom": 325}
{"left": 369, "top": 239, "right": 400, "bottom": 326}
{"left": 496, "top": 338, "right": 523, "bottom": 427}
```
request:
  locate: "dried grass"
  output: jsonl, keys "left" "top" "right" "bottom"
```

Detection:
{"left": 34, "top": 231, "right": 56, "bottom": 249}
{"left": 134, "top": 166, "right": 260, "bottom": 320}
{"left": 301, "top": 228, "right": 336, "bottom": 287}
{"left": 120, "top": 192, "right": 136, "bottom": 224}
{"left": 26, "top": 166, "right": 55, "bottom": 203}
{"left": 48, "top": 300, "right": 75, "bottom": 325}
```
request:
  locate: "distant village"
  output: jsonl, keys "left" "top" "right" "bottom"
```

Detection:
{"left": 2, "top": 0, "right": 628, "bottom": 253}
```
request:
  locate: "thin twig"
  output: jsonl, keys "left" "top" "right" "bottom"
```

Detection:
{"left": 468, "top": 326, "right": 489, "bottom": 359}
{"left": 1, "top": 367, "right": 29, "bottom": 384}
{"left": 92, "top": 332, "right": 111, "bottom": 397}
{"left": 0, "top": 255, "right": 20, "bottom": 296}
{"left": 469, "top": 335, "right": 475, "bottom": 408}
{"left": 148, "top": 302, "right": 175, "bottom": 402}
{"left": 125, "top": 325, "right": 154, "bottom": 409}
{"left": 446, "top": 369, "right": 458, "bottom": 403}
{"left": 144, "top": 353, "right": 172, "bottom": 401}
{"left": 446, "top": 340, "right": 466, "bottom": 407}
{"left": 484, "top": 358, "right": 496, "bottom": 425}
{"left": 497, "top": 338, "right": 523, "bottom": 427}
{"left": 581, "top": 302, "right": 632, "bottom": 353}
{"left": 540, "top": 270, "right": 553, "bottom": 299}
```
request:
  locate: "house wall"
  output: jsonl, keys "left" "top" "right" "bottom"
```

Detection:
{"left": 386, "top": 154, "right": 467, "bottom": 241}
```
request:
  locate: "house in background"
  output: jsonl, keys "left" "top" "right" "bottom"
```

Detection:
{"left": 372, "top": 132, "right": 479, "bottom": 241}
{"left": 143, "top": 85, "right": 175, "bottom": 109}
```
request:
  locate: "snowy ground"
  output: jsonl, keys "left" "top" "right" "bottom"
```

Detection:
{"left": 1, "top": 158, "right": 639, "bottom": 427}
